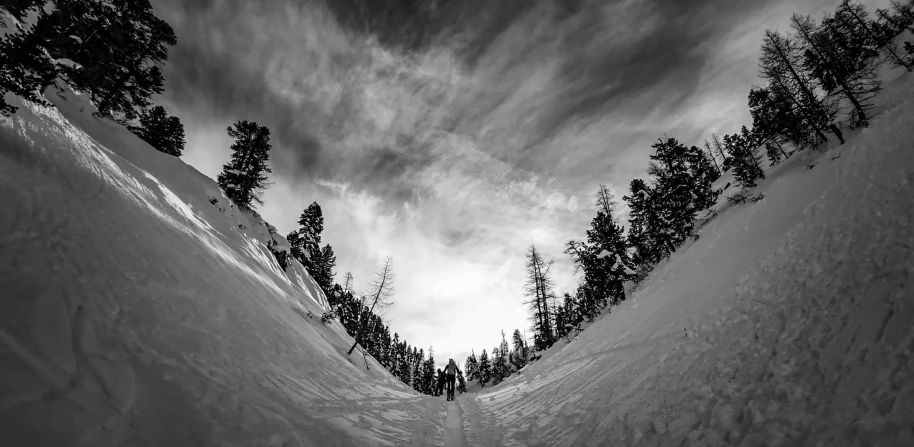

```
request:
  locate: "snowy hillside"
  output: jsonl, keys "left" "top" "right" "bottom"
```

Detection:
{"left": 462, "top": 74, "right": 914, "bottom": 446}
{"left": 2, "top": 68, "right": 914, "bottom": 447}
{"left": 0, "top": 89, "right": 450, "bottom": 446}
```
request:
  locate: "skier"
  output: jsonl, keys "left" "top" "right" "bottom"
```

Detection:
{"left": 436, "top": 368, "right": 445, "bottom": 397}
{"left": 444, "top": 358, "right": 461, "bottom": 401}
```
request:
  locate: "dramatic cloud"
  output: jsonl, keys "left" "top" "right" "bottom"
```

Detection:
{"left": 150, "top": 0, "right": 889, "bottom": 364}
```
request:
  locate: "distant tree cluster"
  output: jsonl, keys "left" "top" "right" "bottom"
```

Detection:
{"left": 0, "top": 0, "right": 187, "bottom": 157}
{"left": 463, "top": 328, "right": 532, "bottom": 389}
{"left": 309, "top": 259, "right": 440, "bottom": 396}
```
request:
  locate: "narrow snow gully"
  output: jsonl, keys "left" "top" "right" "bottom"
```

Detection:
{"left": 443, "top": 399, "right": 468, "bottom": 447}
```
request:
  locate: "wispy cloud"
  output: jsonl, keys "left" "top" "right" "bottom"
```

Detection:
{"left": 149, "top": 0, "right": 888, "bottom": 363}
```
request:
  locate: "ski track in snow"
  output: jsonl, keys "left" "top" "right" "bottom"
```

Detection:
{"left": 1, "top": 73, "right": 913, "bottom": 445}
{"left": 444, "top": 399, "right": 469, "bottom": 447}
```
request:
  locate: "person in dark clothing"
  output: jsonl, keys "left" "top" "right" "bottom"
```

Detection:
{"left": 436, "top": 369, "right": 445, "bottom": 397}
{"left": 444, "top": 358, "right": 461, "bottom": 401}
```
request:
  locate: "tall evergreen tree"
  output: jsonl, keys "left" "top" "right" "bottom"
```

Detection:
{"left": 723, "top": 128, "right": 766, "bottom": 188}
{"left": 456, "top": 370, "right": 467, "bottom": 394}
{"left": 645, "top": 137, "right": 720, "bottom": 246}
{"left": 464, "top": 351, "right": 479, "bottom": 382}
{"left": 562, "top": 293, "right": 580, "bottom": 331}
{"left": 421, "top": 348, "right": 436, "bottom": 395}
{"left": 623, "top": 179, "right": 659, "bottom": 281}
{"left": 565, "top": 185, "right": 631, "bottom": 310}
{"left": 217, "top": 121, "right": 273, "bottom": 209}
{"left": 288, "top": 202, "right": 324, "bottom": 270}
{"left": 748, "top": 85, "right": 807, "bottom": 154}
{"left": 314, "top": 244, "right": 337, "bottom": 292}
{"left": 510, "top": 329, "right": 528, "bottom": 371}
{"left": 492, "top": 331, "right": 510, "bottom": 384}
{"left": 413, "top": 348, "right": 424, "bottom": 393}
{"left": 398, "top": 342, "right": 412, "bottom": 385}
{"left": 128, "top": 105, "right": 185, "bottom": 157}
{"left": 390, "top": 333, "right": 401, "bottom": 377}
{"left": 477, "top": 349, "right": 491, "bottom": 388}
{"left": 343, "top": 272, "right": 355, "bottom": 294}
{"left": 554, "top": 304, "right": 568, "bottom": 339}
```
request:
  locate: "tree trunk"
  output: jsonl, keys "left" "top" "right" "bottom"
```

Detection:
{"left": 705, "top": 142, "right": 721, "bottom": 174}
{"left": 348, "top": 273, "right": 387, "bottom": 355}
{"left": 829, "top": 124, "right": 845, "bottom": 144}
{"left": 776, "top": 139, "right": 790, "bottom": 159}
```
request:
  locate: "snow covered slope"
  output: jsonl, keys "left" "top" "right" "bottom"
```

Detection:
{"left": 0, "top": 89, "right": 449, "bottom": 446}
{"left": 2, "top": 75, "right": 913, "bottom": 447}
{"left": 465, "top": 75, "right": 914, "bottom": 446}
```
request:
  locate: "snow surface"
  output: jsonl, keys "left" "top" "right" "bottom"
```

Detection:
{"left": 1, "top": 72, "right": 913, "bottom": 446}
{"left": 0, "top": 88, "right": 447, "bottom": 446}
{"left": 464, "top": 75, "right": 914, "bottom": 446}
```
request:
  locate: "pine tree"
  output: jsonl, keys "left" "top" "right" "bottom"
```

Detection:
{"left": 642, "top": 137, "right": 720, "bottom": 249}
{"left": 623, "top": 179, "right": 658, "bottom": 281}
{"left": 759, "top": 30, "right": 844, "bottom": 146}
{"left": 792, "top": 11, "right": 881, "bottom": 128}
{"left": 398, "top": 342, "right": 412, "bottom": 385}
{"left": 499, "top": 331, "right": 511, "bottom": 375}
{"left": 562, "top": 292, "right": 580, "bottom": 331}
{"left": 477, "top": 349, "right": 491, "bottom": 388}
{"left": 723, "top": 128, "right": 766, "bottom": 188}
{"left": 379, "top": 325, "right": 392, "bottom": 368}
{"left": 748, "top": 85, "right": 805, "bottom": 154}
{"left": 217, "top": 121, "right": 273, "bottom": 209}
{"left": 554, "top": 304, "right": 565, "bottom": 339}
{"left": 413, "top": 348, "right": 424, "bottom": 393}
{"left": 565, "top": 185, "right": 631, "bottom": 310}
{"left": 390, "top": 333, "right": 401, "bottom": 378}
{"left": 0, "top": 0, "right": 55, "bottom": 116}
{"left": 1, "top": 0, "right": 177, "bottom": 119}
{"left": 315, "top": 244, "right": 337, "bottom": 292}
{"left": 421, "top": 348, "right": 436, "bottom": 395}
{"left": 464, "top": 351, "right": 479, "bottom": 382}
{"left": 289, "top": 202, "right": 324, "bottom": 270}
{"left": 510, "top": 329, "right": 528, "bottom": 371}
{"left": 128, "top": 105, "right": 185, "bottom": 157}
{"left": 343, "top": 272, "right": 354, "bottom": 294}
{"left": 456, "top": 370, "right": 467, "bottom": 394}
{"left": 523, "top": 245, "right": 556, "bottom": 350}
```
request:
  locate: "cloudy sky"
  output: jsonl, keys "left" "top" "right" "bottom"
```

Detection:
{"left": 149, "top": 0, "right": 891, "bottom": 365}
